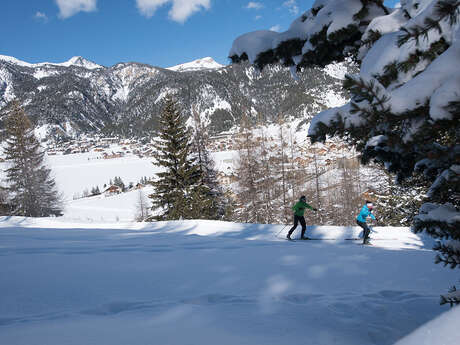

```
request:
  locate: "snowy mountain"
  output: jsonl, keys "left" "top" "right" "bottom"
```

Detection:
{"left": 167, "top": 57, "right": 225, "bottom": 72}
{"left": 0, "top": 54, "right": 354, "bottom": 138}
{"left": 0, "top": 55, "right": 102, "bottom": 70}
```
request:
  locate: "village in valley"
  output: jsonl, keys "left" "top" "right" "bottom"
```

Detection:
{"left": 41, "top": 128, "right": 371, "bottom": 212}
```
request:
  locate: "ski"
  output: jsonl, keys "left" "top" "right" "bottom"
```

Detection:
{"left": 285, "top": 237, "right": 362, "bottom": 241}
{"left": 284, "top": 237, "right": 397, "bottom": 242}
{"left": 295, "top": 238, "right": 398, "bottom": 241}
{"left": 305, "top": 238, "right": 362, "bottom": 241}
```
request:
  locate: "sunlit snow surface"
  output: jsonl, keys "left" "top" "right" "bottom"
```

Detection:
{"left": 0, "top": 216, "right": 457, "bottom": 345}
{"left": 0, "top": 138, "right": 458, "bottom": 345}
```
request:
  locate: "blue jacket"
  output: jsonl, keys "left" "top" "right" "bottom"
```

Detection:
{"left": 357, "top": 204, "right": 376, "bottom": 223}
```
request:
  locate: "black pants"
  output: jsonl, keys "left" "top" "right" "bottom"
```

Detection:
{"left": 288, "top": 215, "right": 306, "bottom": 239}
{"left": 356, "top": 220, "right": 370, "bottom": 242}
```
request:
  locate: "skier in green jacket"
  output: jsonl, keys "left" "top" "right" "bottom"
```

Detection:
{"left": 287, "top": 195, "right": 317, "bottom": 240}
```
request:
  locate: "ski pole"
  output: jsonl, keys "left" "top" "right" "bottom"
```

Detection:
{"left": 276, "top": 224, "right": 289, "bottom": 238}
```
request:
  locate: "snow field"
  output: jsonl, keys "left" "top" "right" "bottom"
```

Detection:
{"left": 45, "top": 150, "right": 159, "bottom": 201}
{"left": 63, "top": 186, "right": 154, "bottom": 223}
{"left": 41, "top": 147, "right": 240, "bottom": 203}
{"left": 0, "top": 218, "right": 457, "bottom": 345}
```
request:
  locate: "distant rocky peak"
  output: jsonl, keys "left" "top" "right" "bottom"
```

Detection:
{"left": 0, "top": 54, "right": 102, "bottom": 70}
{"left": 63, "top": 56, "right": 102, "bottom": 70}
{"left": 167, "top": 57, "right": 225, "bottom": 72}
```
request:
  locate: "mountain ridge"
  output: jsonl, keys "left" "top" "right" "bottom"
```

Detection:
{"left": 0, "top": 55, "right": 103, "bottom": 70}
{"left": 0, "top": 54, "right": 355, "bottom": 139}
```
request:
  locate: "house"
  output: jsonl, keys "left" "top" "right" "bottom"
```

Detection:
{"left": 316, "top": 148, "right": 328, "bottom": 155}
{"left": 104, "top": 185, "right": 122, "bottom": 196}
{"left": 103, "top": 152, "right": 124, "bottom": 159}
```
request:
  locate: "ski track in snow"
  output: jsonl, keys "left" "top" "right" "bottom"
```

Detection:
{"left": 0, "top": 218, "right": 456, "bottom": 345}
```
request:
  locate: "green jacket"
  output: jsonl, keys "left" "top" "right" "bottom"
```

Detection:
{"left": 292, "top": 201, "right": 314, "bottom": 217}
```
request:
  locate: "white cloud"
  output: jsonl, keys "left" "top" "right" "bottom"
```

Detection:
{"left": 283, "top": 0, "right": 299, "bottom": 15}
{"left": 55, "top": 0, "right": 97, "bottom": 19}
{"left": 270, "top": 25, "right": 281, "bottom": 32}
{"left": 35, "top": 11, "right": 48, "bottom": 22}
{"left": 136, "top": 0, "right": 169, "bottom": 17}
{"left": 246, "top": 2, "right": 264, "bottom": 10}
{"left": 255, "top": 15, "right": 262, "bottom": 20}
{"left": 136, "top": 0, "right": 211, "bottom": 23}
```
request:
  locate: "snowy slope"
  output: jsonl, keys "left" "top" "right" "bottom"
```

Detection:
{"left": 0, "top": 217, "right": 457, "bottom": 345}
{"left": 63, "top": 186, "right": 154, "bottom": 222}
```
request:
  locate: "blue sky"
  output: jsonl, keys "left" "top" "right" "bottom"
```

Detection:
{"left": 1, "top": 0, "right": 400, "bottom": 68}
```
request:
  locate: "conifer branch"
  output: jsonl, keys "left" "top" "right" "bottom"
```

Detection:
{"left": 397, "top": 1, "right": 460, "bottom": 47}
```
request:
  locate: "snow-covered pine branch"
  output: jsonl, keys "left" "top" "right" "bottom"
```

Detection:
{"left": 229, "top": 0, "right": 389, "bottom": 70}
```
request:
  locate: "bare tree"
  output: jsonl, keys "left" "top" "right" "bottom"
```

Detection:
{"left": 135, "top": 190, "right": 150, "bottom": 221}
{"left": 312, "top": 146, "right": 323, "bottom": 224}
{"left": 257, "top": 120, "right": 278, "bottom": 223}
{"left": 234, "top": 114, "right": 264, "bottom": 223}
{"left": 277, "top": 116, "right": 289, "bottom": 223}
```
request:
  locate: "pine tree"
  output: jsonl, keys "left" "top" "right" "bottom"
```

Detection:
{"left": 113, "top": 176, "right": 125, "bottom": 192}
{"left": 368, "top": 172, "right": 429, "bottom": 226}
{"left": 0, "top": 185, "right": 10, "bottom": 215}
{"left": 190, "top": 107, "right": 229, "bottom": 220}
{"left": 91, "top": 186, "right": 101, "bottom": 196}
{"left": 3, "top": 102, "right": 62, "bottom": 217}
{"left": 148, "top": 96, "right": 200, "bottom": 221}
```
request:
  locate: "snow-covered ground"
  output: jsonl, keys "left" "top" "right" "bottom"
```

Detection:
{"left": 0, "top": 217, "right": 458, "bottom": 345}
{"left": 1, "top": 139, "right": 458, "bottom": 344}
{"left": 63, "top": 186, "right": 154, "bottom": 222}
{"left": 46, "top": 152, "right": 158, "bottom": 200}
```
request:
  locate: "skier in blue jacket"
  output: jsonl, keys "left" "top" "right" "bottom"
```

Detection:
{"left": 356, "top": 201, "right": 376, "bottom": 244}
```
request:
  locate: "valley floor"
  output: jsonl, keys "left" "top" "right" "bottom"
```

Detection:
{"left": 0, "top": 218, "right": 458, "bottom": 345}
